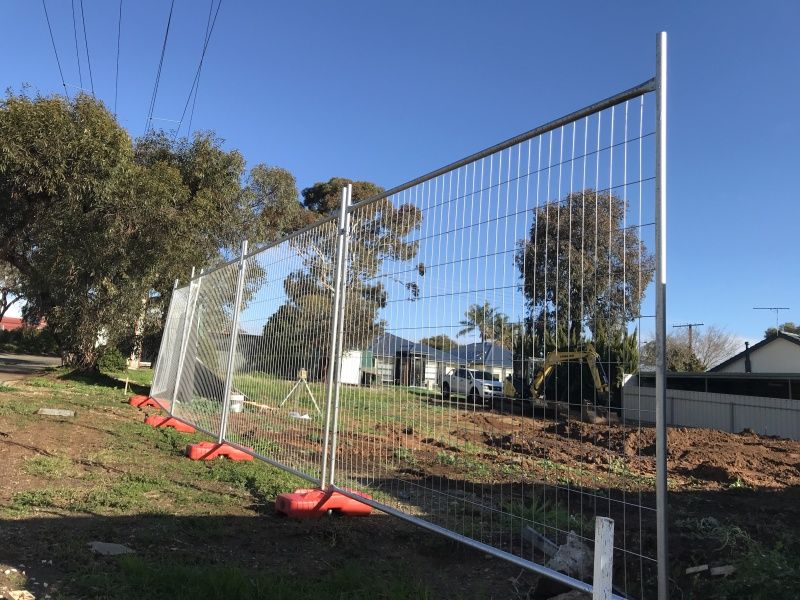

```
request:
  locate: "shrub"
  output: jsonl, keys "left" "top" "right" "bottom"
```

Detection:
{"left": 97, "top": 346, "right": 128, "bottom": 372}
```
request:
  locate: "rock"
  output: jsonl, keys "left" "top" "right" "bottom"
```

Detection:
{"left": 36, "top": 408, "right": 75, "bottom": 418}
{"left": 88, "top": 541, "right": 134, "bottom": 556}
{"left": 685, "top": 564, "right": 709, "bottom": 575}
{"left": 7, "top": 591, "right": 36, "bottom": 600}
{"left": 710, "top": 565, "right": 736, "bottom": 577}
{"left": 546, "top": 532, "right": 593, "bottom": 581}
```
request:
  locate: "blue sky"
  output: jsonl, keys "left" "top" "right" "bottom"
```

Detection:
{"left": 2, "top": 0, "right": 798, "bottom": 346}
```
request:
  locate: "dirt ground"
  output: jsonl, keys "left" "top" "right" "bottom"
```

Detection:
{"left": 3, "top": 373, "right": 800, "bottom": 598}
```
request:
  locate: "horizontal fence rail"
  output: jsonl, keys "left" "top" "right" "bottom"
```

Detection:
{"left": 152, "top": 63, "right": 666, "bottom": 597}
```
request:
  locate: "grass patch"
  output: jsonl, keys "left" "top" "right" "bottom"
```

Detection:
{"left": 0, "top": 382, "right": 15, "bottom": 392}
{"left": 22, "top": 454, "right": 74, "bottom": 477}
{"left": 506, "top": 497, "right": 594, "bottom": 537}
{"left": 65, "top": 554, "right": 432, "bottom": 600}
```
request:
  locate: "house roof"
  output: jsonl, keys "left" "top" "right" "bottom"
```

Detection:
{"left": 370, "top": 334, "right": 513, "bottom": 368}
{"left": 709, "top": 331, "right": 800, "bottom": 372}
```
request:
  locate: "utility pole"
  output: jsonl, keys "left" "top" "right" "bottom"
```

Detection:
{"left": 753, "top": 307, "right": 791, "bottom": 332}
{"left": 673, "top": 322, "right": 703, "bottom": 353}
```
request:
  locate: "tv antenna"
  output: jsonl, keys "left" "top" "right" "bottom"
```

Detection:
{"left": 753, "top": 307, "right": 791, "bottom": 332}
{"left": 672, "top": 323, "right": 703, "bottom": 353}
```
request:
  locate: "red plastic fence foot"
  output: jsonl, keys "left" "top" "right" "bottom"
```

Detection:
{"left": 186, "top": 441, "right": 254, "bottom": 461}
{"left": 128, "top": 395, "right": 169, "bottom": 410}
{"left": 275, "top": 488, "right": 373, "bottom": 519}
{"left": 144, "top": 415, "right": 195, "bottom": 433}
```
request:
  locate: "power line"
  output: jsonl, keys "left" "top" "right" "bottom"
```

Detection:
{"left": 672, "top": 322, "right": 703, "bottom": 353}
{"left": 176, "top": 0, "right": 223, "bottom": 139}
{"left": 71, "top": 0, "right": 83, "bottom": 90}
{"left": 41, "top": 0, "right": 69, "bottom": 97}
{"left": 145, "top": 0, "right": 177, "bottom": 133}
{"left": 78, "top": 0, "right": 95, "bottom": 97}
{"left": 114, "top": 0, "right": 123, "bottom": 115}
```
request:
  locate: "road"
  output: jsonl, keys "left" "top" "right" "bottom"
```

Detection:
{"left": 0, "top": 353, "right": 62, "bottom": 382}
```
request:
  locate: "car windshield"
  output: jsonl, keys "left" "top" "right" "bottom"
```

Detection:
{"left": 470, "top": 371, "right": 499, "bottom": 381}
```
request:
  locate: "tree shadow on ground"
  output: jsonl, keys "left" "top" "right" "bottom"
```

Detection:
{"left": 0, "top": 512, "right": 536, "bottom": 600}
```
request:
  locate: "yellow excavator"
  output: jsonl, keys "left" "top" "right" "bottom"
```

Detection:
{"left": 528, "top": 344, "right": 616, "bottom": 423}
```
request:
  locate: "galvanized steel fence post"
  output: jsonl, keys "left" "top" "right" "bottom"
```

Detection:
{"left": 321, "top": 186, "right": 351, "bottom": 489}
{"left": 327, "top": 183, "right": 352, "bottom": 487}
{"left": 218, "top": 240, "right": 249, "bottom": 444}
{"left": 655, "top": 30, "right": 669, "bottom": 600}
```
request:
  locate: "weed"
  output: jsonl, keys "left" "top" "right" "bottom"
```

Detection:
{"left": 0, "top": 382, "right": 14, "bottom": 392}
{"left": 22, "top": 454, "right": 73, "bottom": 477}
{"left": 393, "top": 447, "right": 417, "bottom": 464}
{"left": 506, "top": 497, "right": 594, "bottom": 537}
{"left": 435, "top": 451, "right": 457, "bottom": 466}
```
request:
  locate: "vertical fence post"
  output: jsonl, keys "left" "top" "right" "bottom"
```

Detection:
{"left": 171, "top": 268, "right": 198, "bottom": 415}
{"left": 218, "top": 240, "right": 249, "bottom": 444}
{"left": 592, "top": 517, "right": 615, "bottom": 600}
{"left": 321, "top": 187, "right": 350, "bottom": 489}
{"left": 327, "top": 183, "right": 352, "bottom": 487}
{"left": 655, "top": 30, "right": 669, "bottom": 600}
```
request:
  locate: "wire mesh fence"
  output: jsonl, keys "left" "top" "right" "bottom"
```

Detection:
{"left": 220, "top": 219, "right": 342, "bottom": 483}
{"left": 149, "top": 282, "right": 189, "bottom": 411}
{"left": 151, "top": 68, "right": 666, "bottom": 597}
{"left": 169, "top": 260, "right": 241, "bottom": 438}
{"left": 329, "top": 87, "right": 659, "bottom": 597}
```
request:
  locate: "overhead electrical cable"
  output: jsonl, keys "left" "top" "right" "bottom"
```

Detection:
{"left": 145, "top": 0, "right": 176, "bottom": 133}
{"left": 41, "top": 0, "right": 69, "bottom": 97}
{"left": 78, "top": 0, "right": 95, "bottom": 96}
{"left": 71, "top": 0, "right": 83, "bottom": 90}
{"left": 176, "top": 0, "right": 223, "bottom": 139}
{"left": 114, "top": 0, "right": 123, "bottom": 115}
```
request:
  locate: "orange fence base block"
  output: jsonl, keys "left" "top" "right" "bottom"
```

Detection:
{"left": 275, "top": 488, "right": 373, "bottom": 519}
{"left": 129, "top": 395, "right": 169, "bottom": 410}
{"left": 144, "top": 415, "right": 196, "bottom": 433}
{"left": 186, "top": 441, "right": 254, "bottom": 461}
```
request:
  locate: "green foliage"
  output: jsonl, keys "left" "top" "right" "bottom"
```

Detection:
{"left": 0, "top": 325, "right": 59, "bottom": 355}
{"left": 0, "top": 260, "right": 23, "bottom": 319}
{"left": 97, "top": 346, "right": 128, "bottom": 372}
{"left": 22, "top": 454, "right": 74, "bottom": 477}
{"left": 419, "top": 334, "right": 457, "bottom": 351}
{"left": 641, "top": 337, "right": 705, "bottom": 372}
{"left": 0, "top": 92, "right": 309, "bottom": 370}
{"left": 765, "top": 321, "right": 800, "bottom": 338}
{"left": 516, "top": 190, "right": 655, "bottom": 342}
{"left": 458, "top": 302, "right": 514, "bottom": 348}
{"left": 259, "top": 177, "right": 423, "bottom": 379}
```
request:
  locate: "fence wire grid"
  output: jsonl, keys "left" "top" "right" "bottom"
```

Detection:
{"left": 151, "top": 59, "right": 667, "bottom": 598}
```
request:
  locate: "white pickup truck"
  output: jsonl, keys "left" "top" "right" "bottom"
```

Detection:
{"left": 440, "top": 368, "right": 504, "bottom": 403}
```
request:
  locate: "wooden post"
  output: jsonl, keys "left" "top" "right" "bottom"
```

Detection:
{"left": 593, "top": 517, "right": 615, "bottom": 600}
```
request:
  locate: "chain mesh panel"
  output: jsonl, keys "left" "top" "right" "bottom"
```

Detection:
{"left": 150, "top": 284, "right": 190, "bottom": 410}
{"left": 331, "top": 94, "right": 658, "bottom": 596}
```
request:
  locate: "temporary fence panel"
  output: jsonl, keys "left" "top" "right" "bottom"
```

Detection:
{"left": 328, "top": 82, "right": 660, "bottom": 597}
{"left": 170, "top": 260, "right": 241, "bottom": 438}
{"left": 219, "top": 218, "right": 343, "bottom": 483}
{"left": 149, "top": 283, "right": 190, "bottom": 410}
{"left": 150, "top": 35, "right": 668, "bottom": 598}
